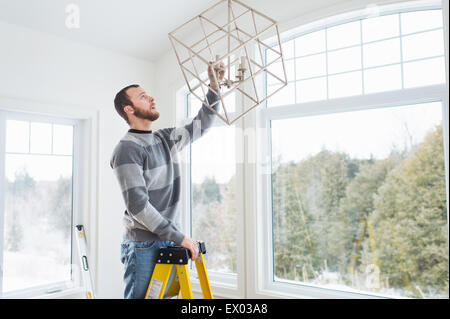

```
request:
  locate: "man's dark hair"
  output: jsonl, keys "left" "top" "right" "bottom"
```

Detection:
{"left": 114, "top": 84, "right": 139, "bottom": 124}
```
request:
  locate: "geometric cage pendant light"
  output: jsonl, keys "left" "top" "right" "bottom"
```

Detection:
{"left": 168, "top": 0, "right": 288, "bottom": 125}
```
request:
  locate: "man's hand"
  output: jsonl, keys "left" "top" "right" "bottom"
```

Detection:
{"left": 180, "top": 236, "right": 199, "bottom": 261}
{"left": 208, "top": 61, "right": 225, "bottom": 91}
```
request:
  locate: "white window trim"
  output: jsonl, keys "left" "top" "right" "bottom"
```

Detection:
{"left": 0, "top": 96, "right": 99, "bottom": 299}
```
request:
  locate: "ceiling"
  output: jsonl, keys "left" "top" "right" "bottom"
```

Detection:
{"left": 0, "top": 0, "right": 344, "bottom": 62}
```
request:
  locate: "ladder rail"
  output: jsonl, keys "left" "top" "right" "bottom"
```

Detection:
{"left": 74, "top": 225, "right": 95, "bottom": 299}
{"left": 195, "top": 253, "right": 213, "bottom": 299}
{"left": 146, "top": 241, "right": 213, "bottom": 299}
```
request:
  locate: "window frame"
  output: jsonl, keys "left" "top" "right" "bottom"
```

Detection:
{"left": 177, "top": 85, "right": 246, "bottom": 298}
{"left": 0, "top": 101, "right": 97, "bottom": 299}
{"left": 256, "top": 85, "right": 447, "bottom": 299}
{"left": 253, "top": 3, "right": 449, "bottom": 299}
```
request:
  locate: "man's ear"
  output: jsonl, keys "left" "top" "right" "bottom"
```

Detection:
{"left": 123, "top": 105, "right": 134, "bottom": 115}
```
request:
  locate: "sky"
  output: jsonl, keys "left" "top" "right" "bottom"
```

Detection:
{"left": 4, "top": 121, "right": 73, "bottom": 182}
{"left": 271, "top": 101, "right": 443, "bottom": 163}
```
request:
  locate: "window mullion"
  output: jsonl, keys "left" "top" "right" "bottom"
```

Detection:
{"left": 360, "top": 19, "right": 365, "bottom": 94}
{"left": 325, "top": 27, "right": 329, "bottom": 99}
{"left": 399, "top": 13, "right": 405, "bottom": 89}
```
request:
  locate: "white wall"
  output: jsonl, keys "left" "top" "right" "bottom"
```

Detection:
{"left": 0, "top": 20, "right": 154, "bottom": 298}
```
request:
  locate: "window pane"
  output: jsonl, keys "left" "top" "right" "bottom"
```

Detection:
{"left": 363, "top": 38, "right": 401, "bottom": 68}
{"left": 281, "top": 40, "right": 295, "bottom": 60}
{"left": 401, "top": 10, "right": 443, "bottom": 35}
{"left": 30, "top": 122, "right": 52, "bottom": 154}
{"left": 267, "top": 42, "right": 292, "bottom": 64}
{"left": 328, "top": 71, "right": 362, "bottom": 99}
{"left": 328, "top": 46, "right": 361, "bottom": 74}
{"left": 295, "top": 53, "right": 326, "bottom": 80}
{"left": 362, "top": 14, "right": 399, "bottom": 43}
{"left": 3, "top": 154, "right": 73, "bottom": 292}
{"left": 267, "top": 83, "right": 295, "bottom": 107}
{"left": 403, "top": 57, "right": 446, "bottom": 88}
{"left": 189, "top": 87, "right": 204, "bottom": 118}
{"left": 402, "top": 30, "right": 445, "bottom": 61}
{"left": 222, "top": 91, "right": 236, "bottom": 114}
{"left": 191, "top": 126, "right": 237, "bottom": 274}
{"left": 189, "top": 86, "right": 234, "bottom": 118}
{"left": 364, "top": 64, "right": 402, "bottom": 94}
{"left": 295, "top": 30, "right": 326, "bottom": 57}
{"left": 53, "top": 125, "right": 73, "bottom": 156}
{"left": 5, "top": 120, "right": 29, "bottom": 153}
{"left": 327, "top": 21, "right": 361, "bottom": 50}
{"left": 267, "top": 60, "right": 294, "bottom": 85}
{"left": 296, "top": 77, "right": 327, "bottom": 103}
{"left": 271, "top": 102, "right": 448, "bottom": 298}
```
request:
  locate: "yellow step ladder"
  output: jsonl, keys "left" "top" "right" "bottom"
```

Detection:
{"left": 145, "top": 241, "right": 213, "bottom": 299}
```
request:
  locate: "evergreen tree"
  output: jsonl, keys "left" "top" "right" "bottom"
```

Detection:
{"left": 5, "top": 212, "right": 23, "bottom": 252}
{"left": 338, "top": 152, "right": 403, "bottom": 279}
{"left": 192, "top": 175, "right": 236, "bottom": 272}
{"left": 4, "top": 170, "right": 35, "bottom": 252}
{"left": 371, "top": 125, "right": 448, "bottom": 297}
{"left": 272, "top": 151, "right": 358, "bottom": 280}
{"left": 50, "top": 176, "right": 72, "bottom": 239}
{"left": 201, "top": 176, "right": 222, "bottom": 204}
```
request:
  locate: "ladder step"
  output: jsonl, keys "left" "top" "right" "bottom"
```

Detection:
{"left": 156, "top": 241, "right": 207, "bottom": 265}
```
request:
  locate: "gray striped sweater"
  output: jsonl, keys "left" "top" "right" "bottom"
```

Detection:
{"left": 110, "top": 89, "right": 220, "bottom": 245}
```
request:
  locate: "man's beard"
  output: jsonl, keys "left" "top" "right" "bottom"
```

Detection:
{"left": 133, "top": 106, "right": 160, "bottom": 121}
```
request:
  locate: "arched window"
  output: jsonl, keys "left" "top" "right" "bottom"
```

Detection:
{"left": 267, "top": 9, "right": 445, "bottom": 107}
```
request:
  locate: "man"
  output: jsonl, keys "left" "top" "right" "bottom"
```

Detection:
{"left": 110, "top": 62, "right": 225, "bottom": 299}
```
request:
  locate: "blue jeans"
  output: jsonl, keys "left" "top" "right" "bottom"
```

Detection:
{"left": 120, "top": 239, "right": 177, "bottom": 299}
